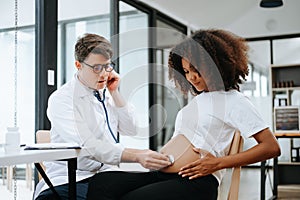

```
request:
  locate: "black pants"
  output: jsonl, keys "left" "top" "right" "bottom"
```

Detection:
{"left": 36, "top": 178, "right": 90, "bottom": 200}
{"left": 87, "top": 171, "right": 218, "bottom": 200}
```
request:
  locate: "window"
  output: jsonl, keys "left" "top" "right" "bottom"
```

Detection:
{"left": 58, "top": 0, "right": 110, "bottom": 85}
{"left": 0, "top": 28, "right": 35, "bottom": 145}
{"left": 118, "top": 1, "right": 150, "bottom": 151}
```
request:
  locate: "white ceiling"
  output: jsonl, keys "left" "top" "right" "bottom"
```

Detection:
{"left": 139, "top": 0, "right": 300, "bottom": 38}
{"left": 1, "top": 0, "right": 299, "bottom": 68}
{"left": 138, "top": 0, "right": 300, "bottom": 68}
{"left": 1, "top": 0, "right": 299, "bottom": 38}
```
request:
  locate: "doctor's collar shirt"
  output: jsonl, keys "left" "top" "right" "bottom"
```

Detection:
{"left": 34, "top": 74, "right": 137, "bottom": 198}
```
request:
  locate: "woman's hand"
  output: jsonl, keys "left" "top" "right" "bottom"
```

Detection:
{"left": 106, "top": 70, "right": 120, "bottom": 92}
{"left": 178, "top": 148, "right": 220, "bottom": 180}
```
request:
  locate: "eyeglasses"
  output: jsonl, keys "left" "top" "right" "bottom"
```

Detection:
{"left": 82, "top": 61, "right": 115, "bottom": 73}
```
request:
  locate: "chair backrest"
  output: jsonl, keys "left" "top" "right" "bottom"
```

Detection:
{"left": 36, "top": 130, "right": 50, "bottom": 144}
{"left": 227, "top": 131, "right": 244, "bottom": 200}
{"left": 36, "top": 130, "right": 50, "bottom": 180}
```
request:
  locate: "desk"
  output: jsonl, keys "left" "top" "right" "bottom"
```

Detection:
{"left": 0, "top": 147, "right": 89, "bottom": 199}
{"left": 261, "top": 133, "right": 300, "bottom": 200}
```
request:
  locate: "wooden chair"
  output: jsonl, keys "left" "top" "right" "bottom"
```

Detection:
{"left": 36, "top": 130, "right": 51, "bottom": 144}
{"left": 35, "top": 130, "right": 63, "bottom": 199}
{"left": 35, "top": 130, "right": 51, "bottom": 180}
{"left": 226, "top": 131, "right": 244, "bottom": 200}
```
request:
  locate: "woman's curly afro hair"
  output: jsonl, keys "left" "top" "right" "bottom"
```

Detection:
{"left": 168, "top": 29, "right": 249, "bottom": 96}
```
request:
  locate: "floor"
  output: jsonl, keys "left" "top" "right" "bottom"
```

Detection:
{"left": 0, "top": 178, "right": 34, "bottom": 200}
{"left": 1, "top": 168, "right": 299, "bottom": 200}
{"left": 218, "top": 168, "right": 300, "bottom": 200}
{"left": 219, "top": 167, "right": 272, "bottom": 200}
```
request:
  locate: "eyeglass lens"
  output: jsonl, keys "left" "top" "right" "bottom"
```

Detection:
{"left": 83, "top": 61, "right": 114, "bottom": 73}
{"left": 93, "top": 63, "right": 114, "bottom": 73}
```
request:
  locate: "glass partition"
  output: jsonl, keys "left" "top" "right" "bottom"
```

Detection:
{"left": 58, "top": 0, "right": 110, "bottom": 84}
{"left": 118, "top": 1, "right": 149, "bottom": 148}
{"left": 273, "top": 37, "right": 300, "bottom": 66}
{"left": 0, "top": 28, "right": 35, "bottom": 145}
{"left": 240, "top": 40, "right": 272, "bottom": 164}
{"left": 155, "top": 20, "right": 186, "bottom": 150}
{"left": 245, "top": 40, "right": 270, "bottom": 97}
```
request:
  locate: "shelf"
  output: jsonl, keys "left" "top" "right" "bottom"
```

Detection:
{"left": 272, "top": 87, "right": 300, "bottom": 92}
{"left": 271, "top": 63, "right": 300, "bottom": 68}
{"left": 278, "top": 162, "right": 300, "bottom": 166}
{"left": 271, "top": 64, "right": 300, "bottom": 87}
{"left": 277, "top": 163, "right": 300, "bottom": 185}
{"left": 275, "top": 132, "right": 300, "bottom": 137}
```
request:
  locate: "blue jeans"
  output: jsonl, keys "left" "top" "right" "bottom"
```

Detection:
{"left": 36, "top": 178, "right": 90, "bottom": 200}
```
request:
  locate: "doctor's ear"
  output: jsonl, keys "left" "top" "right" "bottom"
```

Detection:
{"left": 75, "top": 61, "right": 82, "bottom": 70}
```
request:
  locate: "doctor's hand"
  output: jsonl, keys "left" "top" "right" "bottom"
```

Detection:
{"left": 178, "top": 148, "right": 220, "bottom": 180}
{"left": 122, "top": 148, "right": 171, "bottom": 170}
{"left": 136, "top": 149, "right": 172, "bottom": 170}
{"left": 106, "top": 70, "right": 120, "bottom": 92}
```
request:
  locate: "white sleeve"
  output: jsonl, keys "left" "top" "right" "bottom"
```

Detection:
{"left": 115, "top": 103, "right": 137, "bottom": 136}
{"left": 175, "top": 98, "right": 201, "bottom": 137}
{"left": 227, "top": 96, "right": 268, "bottom": 138}
{"left": 47, "top": 92, "right": 124, "bottom": 165}
{"left": 174, "top": 109, "right": 183, "bottom": 137}
{"left": 173, "top": 106, "right": 198, "bottom": 141}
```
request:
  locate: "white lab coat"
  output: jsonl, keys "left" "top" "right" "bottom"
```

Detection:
{"left": 34, "top": 74, "right": 137, "bottom": 198}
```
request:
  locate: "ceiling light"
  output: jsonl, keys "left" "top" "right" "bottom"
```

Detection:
{"left": 260, "top": 0, "right": 283, "bottom": 8}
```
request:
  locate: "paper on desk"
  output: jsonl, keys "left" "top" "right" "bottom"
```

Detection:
{"left": 24, "top": 143, "right": 81, "bottom": 150}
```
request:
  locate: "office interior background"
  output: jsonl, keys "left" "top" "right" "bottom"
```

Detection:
{"left": 0, "top": 0, "right": 300, "bottom": 199}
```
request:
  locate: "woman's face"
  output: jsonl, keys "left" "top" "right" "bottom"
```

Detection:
{"left": 182, "top": 58, "right": 208, "bottom": 92}
{"left": 77, "top": 53, "right": 111, "bottom": 90}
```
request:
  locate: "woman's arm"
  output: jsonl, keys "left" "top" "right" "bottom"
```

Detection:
{"left": 178, "top": 128, "right": 281, "bottom": 179}
{"left": 220, "top": 128, "right": 280, "bottom": 167}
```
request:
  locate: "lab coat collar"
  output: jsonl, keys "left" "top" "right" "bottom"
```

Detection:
{"left": 73, "top": 73, "right": 108, "bottom": 101}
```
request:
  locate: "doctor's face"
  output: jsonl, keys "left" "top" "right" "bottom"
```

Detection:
{"left": 77, "top": 53, "right": 112, "bottom": 90}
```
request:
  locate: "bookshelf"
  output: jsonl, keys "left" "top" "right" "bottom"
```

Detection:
{"left": 271, "top": 63, "right": 300, "bottom": 160}
{"left": 270, "top": 64, "right": 300, "bottom": 197}
{"left": 271, "top": 64, "right": 300, "bottom": 107}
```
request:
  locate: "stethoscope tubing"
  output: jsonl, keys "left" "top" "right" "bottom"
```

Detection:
{"left": 93, "top": 89, "right": 119, "bottom": 143}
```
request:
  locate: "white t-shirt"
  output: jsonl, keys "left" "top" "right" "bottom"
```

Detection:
{"left": 173, "top": 90, "right": 268, "bottom": 183}
{"left": 34, "top": 74, "right": 137, "bottom": 198}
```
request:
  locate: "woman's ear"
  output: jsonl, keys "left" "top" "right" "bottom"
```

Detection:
{"left": 75, "top": 60, "right": 81, "bottom": 70}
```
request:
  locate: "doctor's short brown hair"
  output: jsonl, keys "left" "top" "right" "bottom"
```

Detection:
{"left": 75, "top": 33, "right": 113, "bottom": 62}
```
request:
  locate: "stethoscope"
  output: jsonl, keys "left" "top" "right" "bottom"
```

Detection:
{"left": 93, "top": 88, "right": 119, "bottom": 143}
